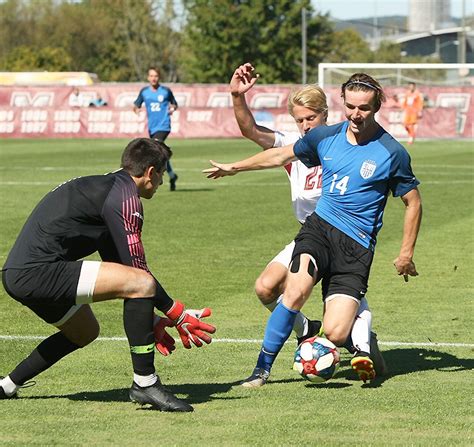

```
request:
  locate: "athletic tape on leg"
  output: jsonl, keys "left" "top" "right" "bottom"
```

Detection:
{"left": 290, "top": 254, "right": 317, "bottom": 278}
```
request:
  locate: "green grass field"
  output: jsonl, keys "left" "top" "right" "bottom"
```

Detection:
{"left": 0, "top": 138, "right": 473, "bottom": 446}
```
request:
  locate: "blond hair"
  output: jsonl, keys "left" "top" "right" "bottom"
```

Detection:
{"left": 288, "top": 85, "right": 328, "bottom": 119}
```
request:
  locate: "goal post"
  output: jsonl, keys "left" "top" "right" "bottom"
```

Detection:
{"left": 317, "top": 63, "right": 474, "bottom": 139}
{"left": 318, "top": 63, "right": 474, "bottom": 88}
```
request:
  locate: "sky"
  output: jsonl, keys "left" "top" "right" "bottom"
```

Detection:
{"left": 312, "top": 0, "right": 473, "bottom": 20}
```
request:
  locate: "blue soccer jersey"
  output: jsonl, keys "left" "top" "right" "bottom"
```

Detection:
{"left": 293, "top": 121, "right": 419, "bottom": 249}
{"left": 134, "top": 85, "right": 177, "bottom": 135}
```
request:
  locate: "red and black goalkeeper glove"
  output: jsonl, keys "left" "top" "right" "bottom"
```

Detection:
{"left": 166, "top": 300, "right": 216, "bottom": 349}
{"left": 153, "top": 315, "right": 176, "bottom": 356}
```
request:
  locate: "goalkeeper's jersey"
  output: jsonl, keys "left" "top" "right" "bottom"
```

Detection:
{"left": 273, "top": 130, "right": 322, "bottom": 224}
{"left": 3, "top": 169, "right": 149, "bottom": 272}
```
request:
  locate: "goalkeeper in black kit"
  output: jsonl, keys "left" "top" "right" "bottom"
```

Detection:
{"left": 0, "top": 138, "right": 215, "bottom": 412}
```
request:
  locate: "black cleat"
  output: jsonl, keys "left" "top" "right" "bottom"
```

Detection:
{"left": 297, "top": 319, "right": 323, "bottom": 346}
{"left": 170, "top": 174, "right": 178, "bottom": 191}
{"left": 240, "top": 367, "right": 270, "bottom": 388}
{"left": 370, "top": 332, "right": 388, "bottom": 377}
{"left": 129, "top": 380, "right": 193, "bottom": 412}
{"left": 0, "top": 376, "right": 35, "bottom": 399}
{"left": 0, "top": 386, "right": 16, "bottom": 399}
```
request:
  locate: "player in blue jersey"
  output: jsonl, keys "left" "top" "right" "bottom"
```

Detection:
{"left": 134, "top": 67, "right": 179, "bottom": 191}
{"left": 230, "top": 63, "right": 384, "bottom": 387}
{"left": 204, "top": 73, "right": 422, "bottom": 384}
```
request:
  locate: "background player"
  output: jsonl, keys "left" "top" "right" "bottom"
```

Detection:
{"left": 1, "top": 138, "right": 215, "bottom": 411}
{"left": 230, "top": 63, "right": 385, "bottom": 387}
{"left": 134, "top": 66, "right": 179, "bottom": 190}
{"left": 396, "top": 82, "right": 424, "bottom": 144}
{"left": 205, "top": 73, "right": 422, "bottom": 384}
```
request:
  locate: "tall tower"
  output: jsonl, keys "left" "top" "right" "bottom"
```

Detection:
{"left": 408, "top": 0, "right": 451, "bottom": 32}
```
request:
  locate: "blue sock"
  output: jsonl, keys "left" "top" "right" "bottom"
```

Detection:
{"left": 256, "top": 302, "right": 298, "bottom": 373}
{"left": 166, "top": 161, "right": 176, "bottom": 179}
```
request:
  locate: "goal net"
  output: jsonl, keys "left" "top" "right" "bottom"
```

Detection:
{"left": 317, "top": 63, "right": 474, "bottom": 139}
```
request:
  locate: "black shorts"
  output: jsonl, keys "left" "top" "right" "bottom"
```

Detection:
{"left": 292, "top": 214, "right": 374, "bottom": 301}
{"left": 2, "top": 261, "right": 83, "bottom": 324}
{"left": 150, "top": 131, "right": 170, "bottom": 143}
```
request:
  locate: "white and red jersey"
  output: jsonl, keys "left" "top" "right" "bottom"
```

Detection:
{"left": 273, "top": 130, "right": 322, "bottom": 224}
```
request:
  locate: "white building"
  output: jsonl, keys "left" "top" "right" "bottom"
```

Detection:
{"left": 408, "top": 0, "right": 454, "bottom": 32}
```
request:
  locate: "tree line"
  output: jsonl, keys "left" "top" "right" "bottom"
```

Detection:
{"left": 0, "top": 0, "right": 440, "bottom": 84}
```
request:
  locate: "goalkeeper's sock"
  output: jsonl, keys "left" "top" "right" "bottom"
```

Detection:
{"left": 123, "top": 298, "right": 155, "bottom": 376}
{"left": 263, "top": 294, "right": 308, "bottom": 338}
{"left": 256, "top": 302, "right": 298, "bottom": 372}
{"left": 10, "top": 331, "right": 80, "bottom": 385}
{"left": 0, "top": 376, "right": 18, "bottom": 396}
{"left": 133, "top": 373, "right": 158, "bottom": 388}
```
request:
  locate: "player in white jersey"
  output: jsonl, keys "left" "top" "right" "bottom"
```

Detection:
{"left": 273, "top": 130, "right": 323, "bottom": 224}
{"left": 230, "top": 63, "right": 385, "bottom": 387}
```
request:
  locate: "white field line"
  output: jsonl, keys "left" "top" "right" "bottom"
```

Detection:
{"left": 0, "top": 180, "right": 473, "bottom": 187}
{"left": 0, "top": 335, "right": 472, "bottom": 348}
{"left": 0, "top": 165, "right": 472, "bottom": 171}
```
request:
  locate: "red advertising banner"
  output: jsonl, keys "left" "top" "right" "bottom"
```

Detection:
{"left": 0, "top": 84, "right": 471, "bottom": 139}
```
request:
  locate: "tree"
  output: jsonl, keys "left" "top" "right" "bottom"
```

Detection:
{"left": 324, "top": 29, "right": 372, "bottom": 63}
{"left": 0, "top": 0, "right": 182, "bottom": 82}
{"left": 4, "top": 46, "right": 72, "bottom": 72}
{"left": 181, "top": 0, "right": 333, "bottom": 83}
{"left": 371, "top": 41, "right": 403, "bottom": 63}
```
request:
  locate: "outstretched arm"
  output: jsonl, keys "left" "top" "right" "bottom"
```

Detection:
{"left": 230, "top": 63, "right": 276, "bottom": 149}
{"left": 393, "top": 187, "right": 422, "bottom": 281}
{"left": 203, "top": 144, "right": 296, "bottom": 179}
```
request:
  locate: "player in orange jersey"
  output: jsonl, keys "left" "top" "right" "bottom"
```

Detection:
{"left": 398, "top": 82, "right": 424, "bottom": 144}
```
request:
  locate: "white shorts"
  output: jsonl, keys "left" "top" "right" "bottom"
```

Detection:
{"left": 268, "top": 240, "right": 295, "bottom": 269}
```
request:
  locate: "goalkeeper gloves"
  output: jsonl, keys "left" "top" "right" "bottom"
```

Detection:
{"left": 166, "top": 300, "right": 216, "bottom": 349}
{"left": 153, "top": 315, "right": 176, "bottom": 356}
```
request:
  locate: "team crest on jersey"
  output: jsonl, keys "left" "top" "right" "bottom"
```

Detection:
{"left": 157, "top": 95, "right": 164, "bottom": 102}
{"left": 360, "top": 160, "right": 377, "bottom": 179}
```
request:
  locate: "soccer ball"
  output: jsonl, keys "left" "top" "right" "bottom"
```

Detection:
{"left": 293, "top": 336, "right": 340, "bottom": 383}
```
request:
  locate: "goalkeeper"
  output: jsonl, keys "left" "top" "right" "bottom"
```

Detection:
{"left": 0, "top": 138, "right": 215, "bottom": 412}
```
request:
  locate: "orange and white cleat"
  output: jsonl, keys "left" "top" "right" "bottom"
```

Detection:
{"left": 351, "top": 354, "right": 376, "bottom": 383}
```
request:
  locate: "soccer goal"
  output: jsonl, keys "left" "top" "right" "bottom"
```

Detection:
{"left": 317, "top": 63, "right": 474, "bottom": 139}
{"left": 318, "top": 63, "right": 474, "bottom": 88}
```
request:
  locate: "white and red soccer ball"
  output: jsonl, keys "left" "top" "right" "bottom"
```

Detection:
{"left": 293, "top": 336, "right": 340, "bottom": 383}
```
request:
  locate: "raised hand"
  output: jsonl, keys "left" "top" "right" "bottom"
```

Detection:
{"left": 230, "top": 63, "right": 260, "bottom": 96}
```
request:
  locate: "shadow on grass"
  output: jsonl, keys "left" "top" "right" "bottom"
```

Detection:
{"left": 20, "top": 348, "right": 473, "bottom": 402}
{"left": 24, "top": 380, "right": 243, "bottom": 405}
{"left": 337, "top": 347, "right": 474, "bottom": 388}
{"left": 306, "top": 382, "right": 352, "bottom": 389}
{"left": 169, "top": 188, "right": 213, "bottom": 193}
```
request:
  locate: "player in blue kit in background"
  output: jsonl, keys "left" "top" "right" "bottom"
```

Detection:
{"left": 204, "top": 73, "right": 422, "bottom": 384}
{"left": 134, "top": 67, "right": 179, "bottom": 191}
